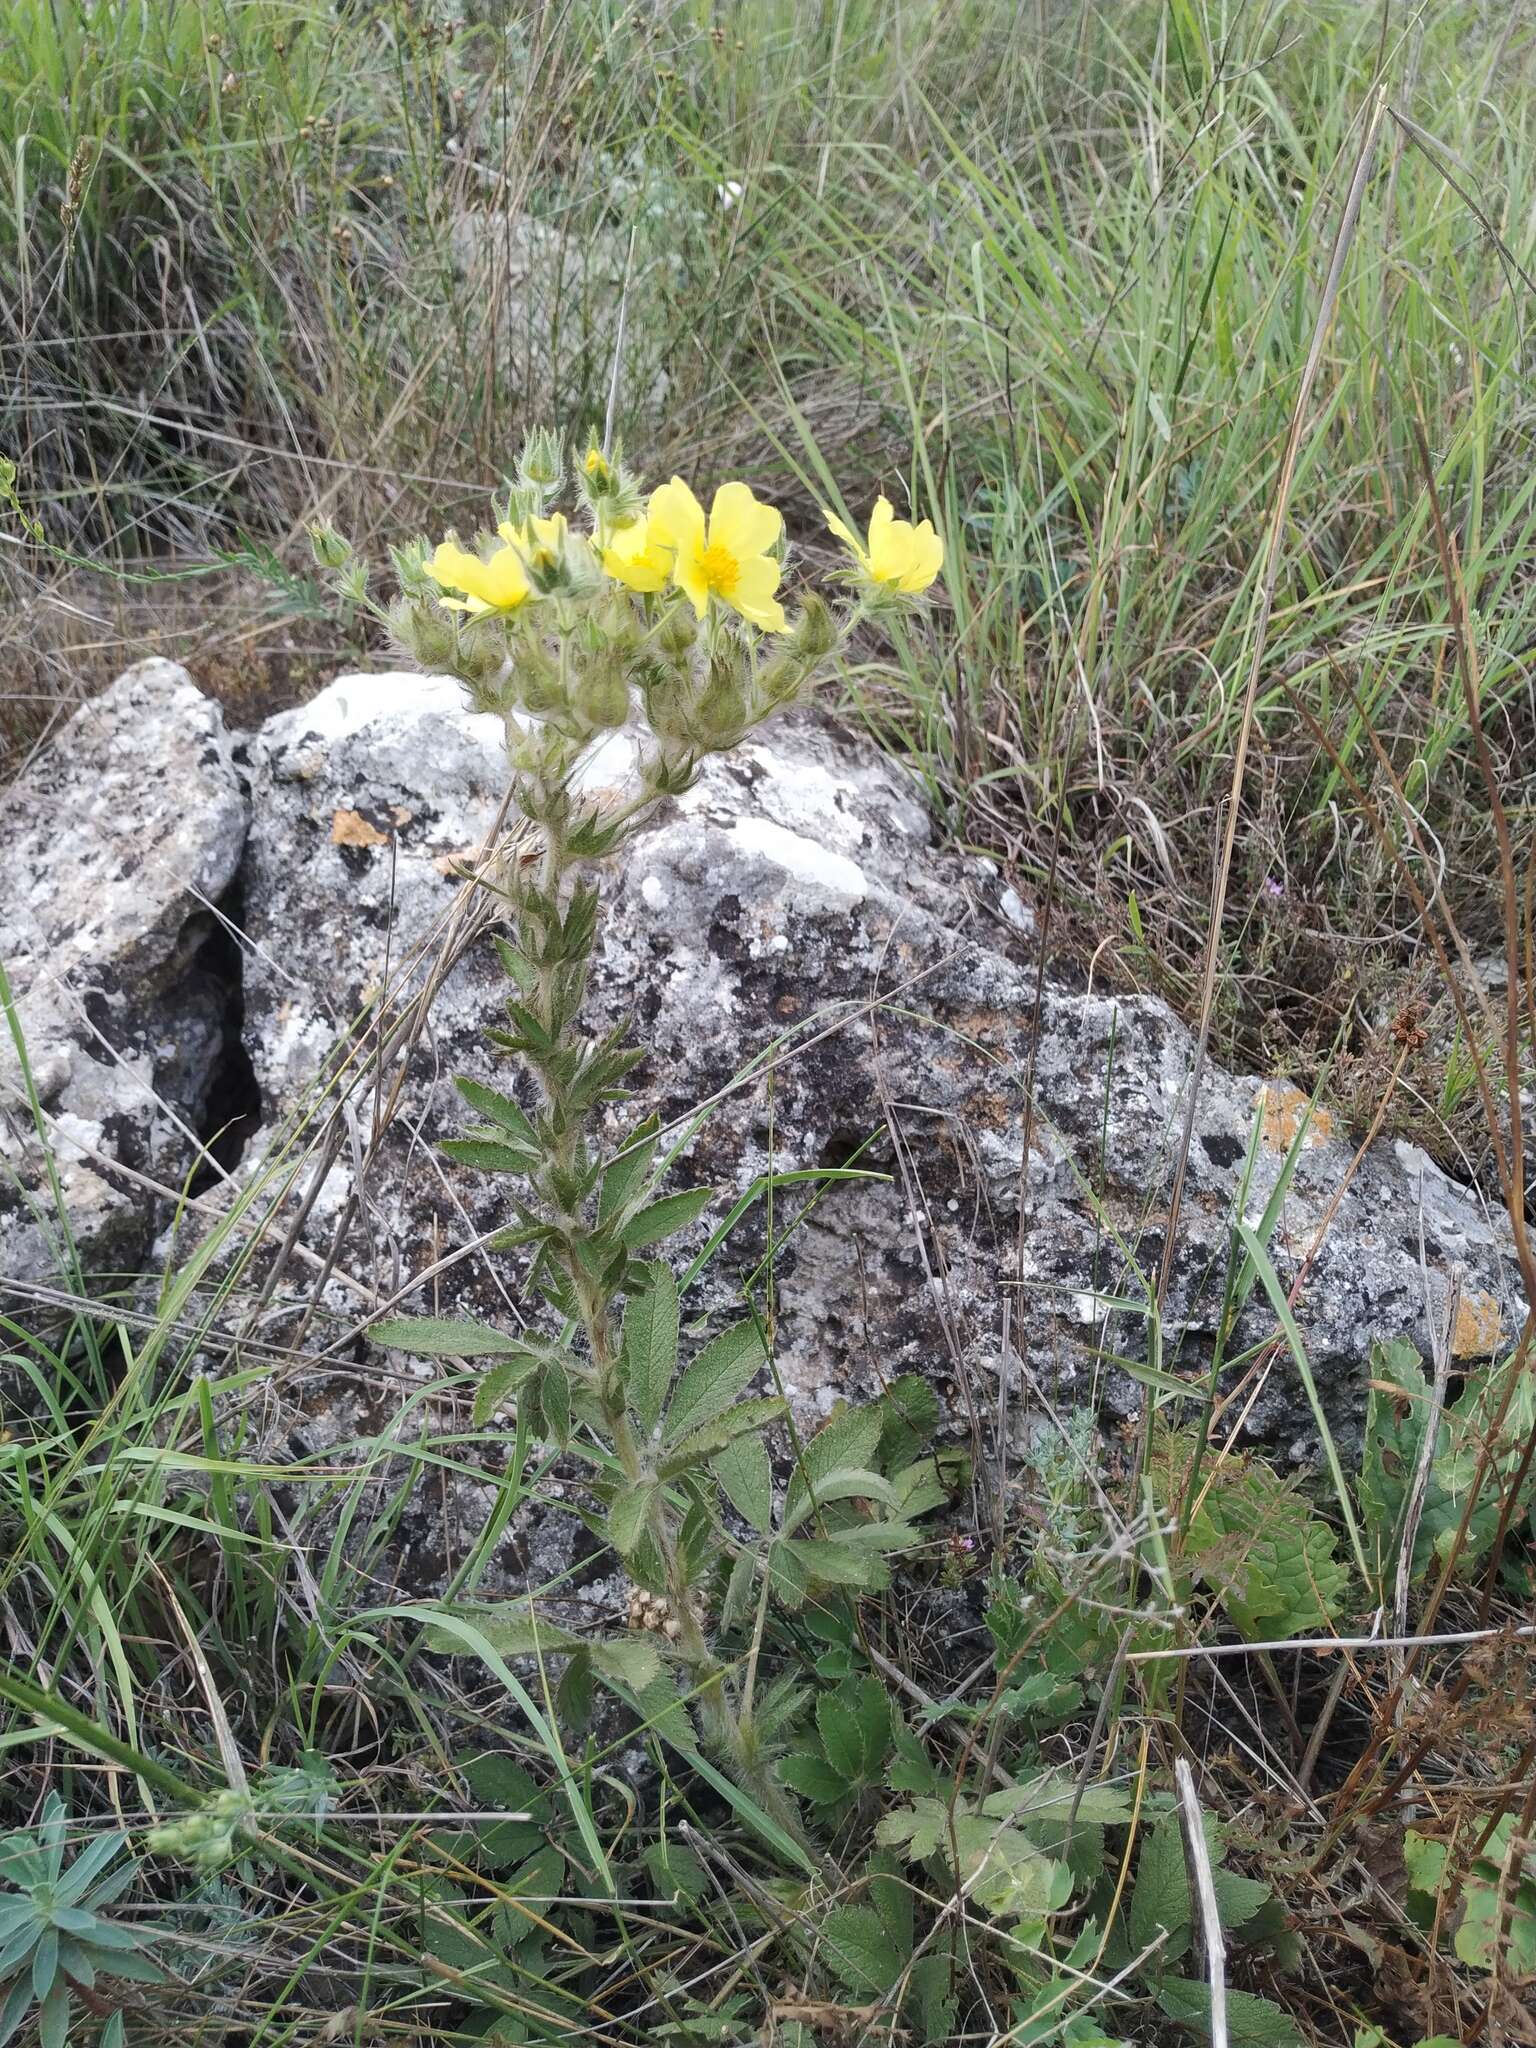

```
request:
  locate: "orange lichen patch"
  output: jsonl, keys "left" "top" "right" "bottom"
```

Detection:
{"left": 968, "top": 1090, "right": 1014, "bottom": 1130}
{"left": 1453, "top": 1290, "right": 1506, "bottom": 1359}
{"left": 1256, "top": 1081, "right": 1333, "bottom": 1152}
{"left": 330, "top": 807, "right": 389, "bottom": 848}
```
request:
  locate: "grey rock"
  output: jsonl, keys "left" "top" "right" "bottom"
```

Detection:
{"left": 0, "top": 659, "right": 248, "bottom": 1287}
{"left": 229, "top": 671, "right": 1526, "bottom": 1606}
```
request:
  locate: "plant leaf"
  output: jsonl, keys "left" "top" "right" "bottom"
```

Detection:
{"left": 440, "top": 1136, "right": 540, "bottom": 1175}
{"left": 662, "top": 1321, "right": 767, "bottom": 1444}
{"left": 712, "top": 1434, "right": 774, "bottom": 1533}
{"left": 778, "top": 1749, "right": 849, "bottom": 1806}
{"left": 623, "top": 1264, "right": 679, "bottom": 1438}
{"left": 622, "top": 1186, "right": 715, "bottom": 1250}
{"left": 373, "top": 1315, "right": 519, "bottom": 1358}
{"left": 607, "top": 1482, "right": 657, "bottom": 1557}
{"left": 816, "top": 1677, "right": 892, "bottom": 1783}
{"left": 1157, "top": 1978, "right": 1304, "bottom": 2047}
{"left": 658, "top": 1398, "right": 786, "bottom": 1480}
{"left": 820, "top": 1904, "right": 905, "bottom": 1998}
{"left": 454, "top": 1076, "right": 538, "bottom": 1147}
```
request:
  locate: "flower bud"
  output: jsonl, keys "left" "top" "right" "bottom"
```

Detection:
{"left": 308, "top": 518, "right": 352, "bottom": 570}
{"left": 639, "top": 660, "right": 692, "bottom": 743}
{"left": 696, "top": 651, "right": 747, "bottom": 748}
{"left": 574, "top": 647, "right": 629, "bottom": 729}
{"left": 389, "top": 595, "right": 457, "bottom": 670}
{"left": 657, "top": 607, "right": 697, "bottom": 660}
{"left": 787, "top": 591, "right": 839, "bottom": 662}
{"left": 510, "top": 639, "right": 565, "bottom": 716}
{"left": 455, "top": 619, "right": 511, "bottom": 687}
{"left": 517, "top": 428, "right": 563, "bottom": 493}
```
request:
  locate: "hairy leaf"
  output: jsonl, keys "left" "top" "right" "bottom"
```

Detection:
{"left": 373, "top": 1315, "right": 520, "bottom": 1359}
{"left": 453, "top": 1075, "right": 539, "bottom": 1147}
{"left": 662, "top": 1321, "right": 766, "bottom": 1444}
{"left": 623, "top": 1263, "right": 679, "bottom": 1438}
{"left": 712, "top": 1434, "right": 774, "bottom": 1533}
{"left": 472, "top": 1348, "right": 543, "bottom": 1427}
{"left": 1157, "top": 1978, "right": 1304, "bottom": 2047}
{"left": 816, "top": 1677, "right": 892, "bottom": 1783}
{"left": 622, "top": 1186, "right": 716, "bottom": 1250}
{"left": 778, "top": 1749, "right": 849, "bottom": 1806}
{"left": 440, "top": 1135, "right": 540, "bottom": 1175}
{"left": 607, "top": 1482, "right": 656, "bottom": 1557}
{"left": 820, "top": 1904, "right": 905, "bottom": 1998}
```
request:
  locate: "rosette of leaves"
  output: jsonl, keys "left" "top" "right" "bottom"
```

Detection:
{"left": 0, "top": 1795, "right": 164, "bottom": 2047}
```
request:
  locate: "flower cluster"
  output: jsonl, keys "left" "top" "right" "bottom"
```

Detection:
{"left": 316, "top": 428, "right": 943, "bottom": 823}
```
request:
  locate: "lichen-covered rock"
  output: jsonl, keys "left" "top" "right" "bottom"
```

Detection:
{"left": 236, "top": 668, "right": 1527, "bottom": 1546}
{"left": 0, "top": 660, "right": 248, "bottom": 1288}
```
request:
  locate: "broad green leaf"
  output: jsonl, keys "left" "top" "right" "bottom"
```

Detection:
{"left": 440, "top": 1135, "right": 540, "bottom": 1175}
{"left": 454, "top": 1076, "right": 538, "bottom": 1147}
{"left": 712, "top": 1434, "right": 774, "bottom": 1533}
{"left": 877, "top": 1796, "right": 958, "bottom": 1863}
{"left": 1407, "top": 1819, "right": 1536, "bottom": 1974}
{"left": 373, "top": 1315, "right": 518, "bottom": 1358}
{"left": 589, "top": 1636, "right": 663, "bottom": 1691}
{"left": 868, "top": 1846, "right": 913, "bottom": 1954}
{"left": 622, "top": 1186, "right": 716, "bottom": 1250}
{"left": 539, "top": 1356, "right": 571, "bottom": 1448}
{"left": 891, "top": 1456, "right": 952, "bottom": 1518}
{"left": 779, "top": 1749, "right": 849, "bottom": 1806}
{"left": 781, "top": 1536, "right": 892, "bottom": 1593}
{"left": 555, "top": 1646, "right": 594, "bottom": 1732}
{"left": 644, "top": 1837, "right": 707, "bottom": 1904}
{"left": 875, "top": 1374, "right": 941, "bottom": 1464}
{"left": 659, "top": 1398, "right": 787, "bottom": 1479}
{"left": 423, "top": 1604, "right": 579, "bottom": 1661}
{"left": 820, "top": 1903, "right": 904, "bottom": 1997}
{"left": 598, "top": 1118, "right": 658, "bottom": 1228}
{"left": 622, "top": 1263, "right": 679, "bottom": 1437}
{"left": 662, "top": 1320, "right": 766, "bottom": 1444}
{"left": 472, "top": 1349, "right": 542, "bottom": 1426}
{"left": 1212, "top": 1866, "right": 1273, "bottom": 1933}
{"left": 1157, "top": 1978, "right": 1304, "bottom": 2047}
{"left": 781, "top": 1466, "right": 903, "bottom": 1536}
{"left": 908, "top": 1952, "right": 958, "bottom": 2046}
{"left": 1127, "top": 1819, "right": 1192, "bottom": 1958}
{"left": 790, "top": 1404, "right": 883, "bottom": 1503}
{"left": 607, "top": 1482, "right": 657, "bottom": 1557}
{"left": 721, "top": 1548, "right": 757, "bottom": 1631}
{"left": 816, "top": 1677, "right": 892, "bottom": 1783}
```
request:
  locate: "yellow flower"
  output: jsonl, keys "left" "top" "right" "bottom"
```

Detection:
{"left": 425, "top": 537, "right": 530, "bottom": 615}
{"left": 499, "top": 510, "right": 567, "bottom": 571}
{"left": 600, "top": 513, "right": 673, "bottom": 593}
{"left": 647, "top": 477, "right": 786, "bottom": 632}
{"left": 825, "top": 496, "right": 943, "bottom": 594}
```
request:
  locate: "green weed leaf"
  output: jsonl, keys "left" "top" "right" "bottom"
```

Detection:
{"left": 373, "top": 1315, "right": 520, "bottom": 1358}
{"left": 623, "top": 1263, "right": 679, "bottom": 1437}
{"left": 662, "top": 1321, "right": 766, "bottom": 1444}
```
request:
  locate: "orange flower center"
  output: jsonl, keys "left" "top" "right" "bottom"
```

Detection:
{"left": 698, "top": 541, "right": 740, "bottom": 596}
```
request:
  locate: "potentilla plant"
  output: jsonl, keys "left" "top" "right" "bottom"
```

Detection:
{"left": 310, "top": 433, "right": 944, "bottom": 1802}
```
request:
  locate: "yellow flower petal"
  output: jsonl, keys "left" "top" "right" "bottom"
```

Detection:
{"left": 729, "top": 554, "right": 787, "bottom": 633}
{"left": 824, "top": 509, "right": 867, "bottom": 564}
{"left": 601, "top": 515, "right": 672, "bottom": 593}
{"left": 646, "top": 477, "right": 706, "bottom": 552}
{"left": 708, "top": 480, "right": 781, "bottom": 561}
{"left": 901, "top": 519, "right": 945, "bottom": 593}
{"left": 426, "top": 537, "right": 529, "bottom": 613}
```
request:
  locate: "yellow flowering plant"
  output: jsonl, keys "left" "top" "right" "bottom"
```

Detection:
{"left": 309, "top": 431, "right": 944, "bottom": 1813}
